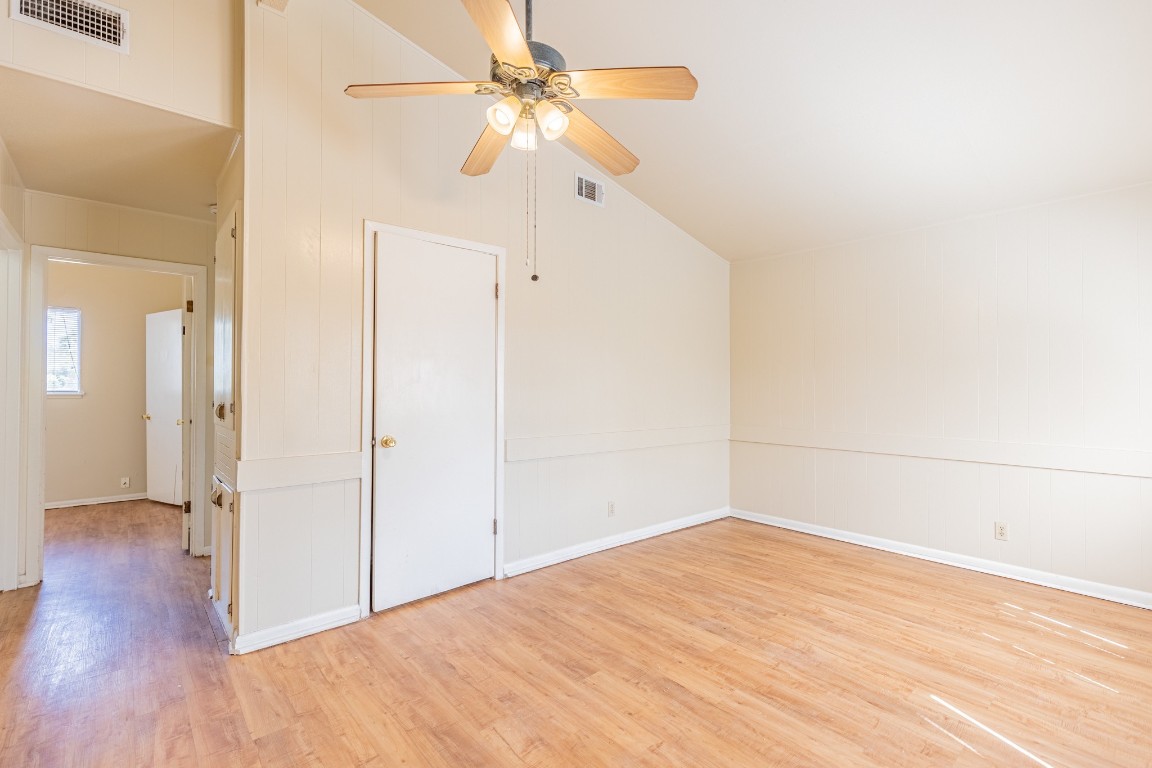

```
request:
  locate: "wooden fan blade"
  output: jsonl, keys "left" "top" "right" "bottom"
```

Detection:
{"left": 563, "top": 108, "right": 639, "bottom": 176}
{"left": 345, "top": 82, "right": 492, "bottom": 99}
{"left": 460, "top": 0, "right": 536, "bottom": 75}
{"left": 559, "top": 67, "right": 698, "bottom": 100}
{"left": 461, "top": 125, "right": 510, "bottom": 176}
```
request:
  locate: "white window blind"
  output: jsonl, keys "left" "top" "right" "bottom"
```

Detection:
{"left": 46, "top": 306, "right": 82, "bottom": 394}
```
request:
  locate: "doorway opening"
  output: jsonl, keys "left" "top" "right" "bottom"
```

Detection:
{"left": 22, "top": 245, "right": 210, "bottom": 587}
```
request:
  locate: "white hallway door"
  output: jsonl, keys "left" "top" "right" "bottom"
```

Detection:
{"left": 372, "top": 231, "right": 498, "bottom": 612}
{"left": 145, "top": 309, "right": 183, "bottom": 505}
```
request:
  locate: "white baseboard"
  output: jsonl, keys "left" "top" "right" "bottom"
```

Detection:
{"left": 45, "top": 493, "right": 148, "bottom": 509}
{"left": 503, "top": 507, "right": 730, "bottom": 578}
{"left": 730, "top": 509, "right": 1152, "bottom": 611}
{"left": 231, "top": 605, "right": 361, "bottom": 655}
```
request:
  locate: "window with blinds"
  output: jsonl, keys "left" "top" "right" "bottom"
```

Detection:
{"left": 46, "top": 306, "right": 82, "bottom": 394}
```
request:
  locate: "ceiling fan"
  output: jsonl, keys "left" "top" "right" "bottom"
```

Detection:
{"left": 345, "top": 0, "right": 698, "bottom": 177}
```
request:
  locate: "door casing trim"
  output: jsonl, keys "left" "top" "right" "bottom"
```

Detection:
{"left": 23, "top": 245, "right": 210, "bottom": 588}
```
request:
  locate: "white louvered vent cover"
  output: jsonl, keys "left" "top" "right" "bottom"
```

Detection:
{"left": 575, "top": 174, "right": 606, "bottom": 207}
{"left": 11, "top": 0, "right": 129, "bottom": 53}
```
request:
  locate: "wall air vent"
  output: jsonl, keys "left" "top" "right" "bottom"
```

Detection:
{"left": 575, "top": 174, "right": 605, "bottom": 207}
{"left": 11, "top": 0, "right": 129, "bottom": 53}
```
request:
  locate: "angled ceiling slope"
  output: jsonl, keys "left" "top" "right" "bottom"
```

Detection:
{"left": 358, "top": 0, "right": 1152, "bottom": 261}
{"left": 0, "top": 67, "right": 237, "bottom": 223}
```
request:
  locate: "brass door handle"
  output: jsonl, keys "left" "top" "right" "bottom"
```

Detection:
{"left": 216, "top": 403, "right": 226, "bottom": 420}
{"left": 379, "top": 435, "right": 397, "bottom": 448}
{"left": 142, "top": 413, "right": 151, "bottom": 421}
{"left": 177, "top": 418, "right": 185, "bottom": 426}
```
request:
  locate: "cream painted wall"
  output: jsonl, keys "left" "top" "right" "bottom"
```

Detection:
{"left": 731, "top": 182, "right": 1152, "bottom": 595}
{"left": 43, "top": 261, "right": 183, "bottom": 503}
{"left": 25, "top": 191, "right": 215, "bottom": 266}
{"left": 236, "top": 0, "right": 729, "bottom": 637}
{"left": 0, "top": 0, "right": 238, "bottom": 127}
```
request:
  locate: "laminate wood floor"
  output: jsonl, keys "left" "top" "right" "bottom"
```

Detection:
{"left": 1, "top": 502, "right": 1150, "bottom": 766}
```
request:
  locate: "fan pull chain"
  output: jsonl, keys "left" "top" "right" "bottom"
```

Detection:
{"left": 525, "top": 144, "right": 539, "bottom": 281}
{"left": 531, "top": 148, "right": 539, "bottom": 280}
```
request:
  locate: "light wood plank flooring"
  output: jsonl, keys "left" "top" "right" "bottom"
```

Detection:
{"left": 1, "top": 502, "right": 1150, "bottom": 766}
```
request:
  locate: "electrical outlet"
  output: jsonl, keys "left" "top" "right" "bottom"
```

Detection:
{"left": 994, "top": 521, "right": 1009, "bottom": 541}
{"left": 120, "top": 477, "right": 130, "bottom": 489}
{"left": 607, "top": 501, "right": 616, "bottom": 518}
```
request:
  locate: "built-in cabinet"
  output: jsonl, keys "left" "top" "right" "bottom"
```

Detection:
{"left": 210, "top": 479, "right": 237, "bottom": 632}
{"left": 211, "top": 202, "right": 241, "bottom": 640}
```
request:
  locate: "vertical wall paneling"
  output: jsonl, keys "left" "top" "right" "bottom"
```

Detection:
{"left": 24, "top": 192, "right": 215, "bottom": 267}
{"left": 0, "top": 137, "right": 24, "bottom": 244}
{"left": 237, "top": 0, "right": 729, "bottom": 644}
{"left": 319, "top": 1, "right": 358, "bottom": 456}
{"left": 0, "top": 136, "right": 22, "bottom": 589}
{"left": 732, "top": 183, "right": 1152, "bottom": 596}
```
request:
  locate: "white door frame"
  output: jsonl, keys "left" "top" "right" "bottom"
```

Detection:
{"left": 358, "top": 221, "right": 506, "bottom": 618}
{"left": 22, "top": 245, "right": 210, "bottom": 586}
{"left": 0, "top": 247, "right": 22, "bottom": 592}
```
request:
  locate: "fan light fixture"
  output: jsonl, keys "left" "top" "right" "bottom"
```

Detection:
{"left": 510, "top": 115, "right": 538, "bottom": 151}
{"left": 486, "top": 94, "right": 520, "bottom": 135}
{"left": 488, "top": 96, "right": 568, "bottom": 149}
{"left": 535, "top": 100, "right": 569, "bottom": 141}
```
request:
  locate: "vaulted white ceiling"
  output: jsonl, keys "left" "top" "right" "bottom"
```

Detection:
{"left": 363, "top": 0, "right": 1152, "bottom": 260}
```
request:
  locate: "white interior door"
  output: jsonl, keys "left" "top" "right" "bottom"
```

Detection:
{"left": 372, "top": 231, "right": 498, "bottom": 612}
{"left": 146, "top": 309, "right": 183, "bottom": 505}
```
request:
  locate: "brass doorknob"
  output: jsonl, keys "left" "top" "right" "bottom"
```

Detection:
{"left": 379, "top": 435, "right": 397, "bottom": 448}
{"left": 215, "top": 403, "right": 226, "bottom": 420}
{"left": 142, "top": 413, "right": 151, "bottom": 421}
{"left": 176, "top": 418, "right": 185, "bottom": 426}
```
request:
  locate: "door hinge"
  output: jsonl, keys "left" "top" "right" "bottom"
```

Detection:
{"left": 492, "top": 518, "right": 498, "bottom": 535}
{"left": 495, "top": 282, "right": 499, "bottom": 299}
{"left": 231, "top": 226, "right": 237, "bottom": 239}
{"left": 182, "top": 326, "right": 186, "bottom": 336}
{"left": 183, "top": 501, "right": 191, "bottom": 515}
{"left": 227, "top": 602, "right": 232, "bottom": 617}
{"left": 186, "top": 300, "right": 194, "bottom": 313}
{"left": 229, "top": 502, "right": 234, "bottom": 513}
{"left": 230, "top": 403, "right": 235, "bottom": 414}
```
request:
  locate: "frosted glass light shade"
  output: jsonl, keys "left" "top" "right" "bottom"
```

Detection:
{"left": 535, "top": 100, "right": 569, "bottom": 141}
{"left": 485, "top": 95, "right": 520, "bottom": 135}
{"left": 511, "top": 116, "right": 538, "bottom": 151}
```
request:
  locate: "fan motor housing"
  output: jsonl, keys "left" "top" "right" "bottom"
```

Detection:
{"left": 491, "top": 40, "right": 566, "bottom": 81}
{"left": 527, "top": 41, "right": 566, "bottom": 74}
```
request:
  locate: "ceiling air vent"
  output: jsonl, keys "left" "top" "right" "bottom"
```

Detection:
{"left": 575, "top": 174, "right": 605, "bottom": 207}
{"left": 11, "top": 0, "right": 129, "bottom": 53}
